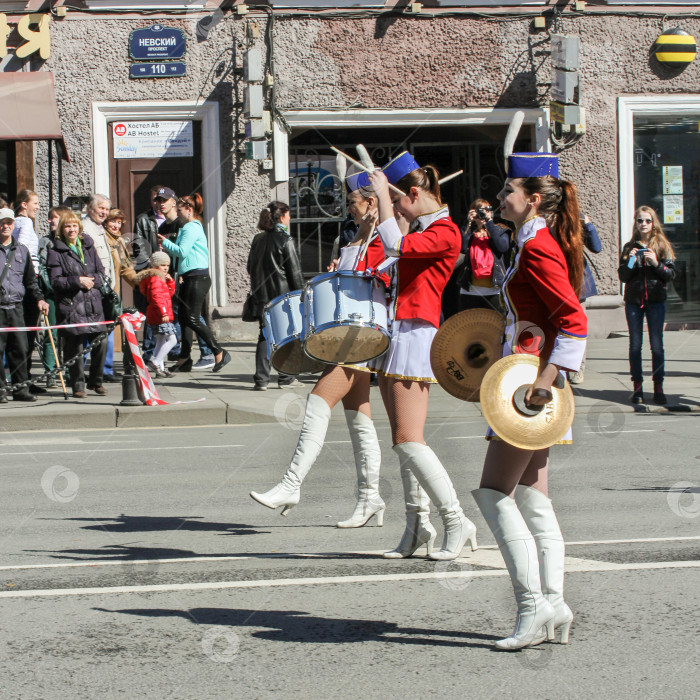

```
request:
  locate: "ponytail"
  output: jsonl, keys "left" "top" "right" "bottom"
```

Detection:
{"left": 257, "top": 200, "right": 290, "bottom": 231}
{"left": 396, "top": 165, "right": 442, "bottom": 206}
{"left": 521, "top": 176, "right": 583, "bottom": 296}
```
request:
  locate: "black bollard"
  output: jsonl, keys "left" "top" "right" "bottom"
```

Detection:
{"left": 120, "top": 334, "right": 144, "bottom": 406}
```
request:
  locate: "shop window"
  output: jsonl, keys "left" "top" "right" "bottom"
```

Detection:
{"left": 633, "top": 113, "right": 700, "bottom": 323}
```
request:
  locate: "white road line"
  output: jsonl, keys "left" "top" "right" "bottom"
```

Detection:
{"left": 0, "top": 444, "right": 244, "bottom": 456}
{"left": 446, "top": 436, "right": 483, "bottom": 440}
{"left": 3, "top": 535, "right": 699, "bottom": 572}
{"left": 2, "top": 560, "right": 699, "bottom": 599}
{"left": 584, "top": 430, "right": 656, "bottom": 434}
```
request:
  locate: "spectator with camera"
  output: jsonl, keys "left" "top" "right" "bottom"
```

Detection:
{"left": 618, "top": 206, "right": 676, "bottom": 405}
{"left": 457, "top": 198, "right": 510, "bottom": 313}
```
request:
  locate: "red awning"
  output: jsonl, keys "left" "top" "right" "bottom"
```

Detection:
{"left": 0, "top": 71, "right": 69, "bottom": 161}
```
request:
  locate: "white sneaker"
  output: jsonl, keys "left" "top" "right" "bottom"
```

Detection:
{"left": 280, "top": 378, "right": 304, "bottom": 388}
{"left": 193, "top": 356, "right": 216, "bottom": 370}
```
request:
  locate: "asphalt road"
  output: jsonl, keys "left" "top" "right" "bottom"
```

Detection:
{"left": 1, "top": 410, "right": 699, "bottom": 699}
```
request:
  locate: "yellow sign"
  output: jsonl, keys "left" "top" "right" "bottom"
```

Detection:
{"left": 0, "top": 13, "right": 51, "bottom": 60}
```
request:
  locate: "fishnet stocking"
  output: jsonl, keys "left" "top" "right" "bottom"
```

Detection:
{"left": 378, "top": 374, "right": 430, "bottom": 445}
{"left": 311, "top": 365, "right": 371, "bottom": 416}
{"left": 480, "top": 440, "right": 550, "bottom": 497}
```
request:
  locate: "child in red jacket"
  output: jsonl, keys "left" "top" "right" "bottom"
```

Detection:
{"left": 137, "top": 251, "right": 176, "bottom": 378}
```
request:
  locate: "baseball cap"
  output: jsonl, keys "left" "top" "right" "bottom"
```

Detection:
{"left": 155, "top": 187, "right": 176, "bottom": 201}
{"left": 0, "top": 207, "right": 15, "bottom": 222}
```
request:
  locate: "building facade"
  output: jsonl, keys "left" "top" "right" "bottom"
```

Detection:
{"left": 1, "top": 1, "right": 698, "bottom": 337}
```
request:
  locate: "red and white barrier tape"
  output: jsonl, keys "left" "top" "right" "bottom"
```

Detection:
{"left": 119, "top": 311, "right": 168, "bottom": 406}
{"left": 119, "top": 312, "right": 205, "bottom": 408}
{"left": 0, "top": 320, "right": 114, "bottom": 333}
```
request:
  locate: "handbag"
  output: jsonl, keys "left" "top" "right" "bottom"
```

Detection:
{"left": 97, "top": 277, "right": 124, "bottom": 322}
{"left": 242, "top": 293, "right": 260, "bottom": 323}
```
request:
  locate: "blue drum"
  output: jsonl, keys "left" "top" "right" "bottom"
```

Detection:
{"left": 263, "top": 291, "right": 326, "bottom": 375}
{"left": 302, "top": 271, "right": 389, "bottom": 365}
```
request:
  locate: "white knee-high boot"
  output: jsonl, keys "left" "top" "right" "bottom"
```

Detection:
{"left": 250, "top": 394, "right": 331, "bottom": 515}
{"left": 394, "top": 442, "right": 477, "bottom": 561}
{"left": 515, "top": 485, "right": 573, "bottom": 644}
{"left": 383, "top": 462, "right": 436, "bottom": 558}
{"left": 336, "top": 410, "right": 386, "bottom": 528}
{"left": 472, "top": 488, "right": 555, "bottom": 650}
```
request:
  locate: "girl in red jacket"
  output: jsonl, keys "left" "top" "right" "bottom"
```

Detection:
{"left": 369, "top": 153, "right": 477, "bottom": 562}
{"left": 138, "top": 251, "right": 176, "bottom": 378}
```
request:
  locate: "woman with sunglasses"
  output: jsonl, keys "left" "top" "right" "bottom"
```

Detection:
{"left": 618, "top": 206, "right": 676, "bottom": 405}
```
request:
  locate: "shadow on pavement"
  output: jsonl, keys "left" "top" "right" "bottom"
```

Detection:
{"left": 94, "top": 606, "right": 498, "bottom": 648}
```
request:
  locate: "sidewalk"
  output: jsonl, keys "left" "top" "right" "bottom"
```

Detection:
{"left": 2, "top": 331, "right": 698, "bottom": 432}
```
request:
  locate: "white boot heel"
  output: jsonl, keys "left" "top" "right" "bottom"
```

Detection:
{"left": 558, "top": 618, "right": 572, "bottom": 644}
{"left": 383, "top": 522, "right": 437, "bottom": 559}
{"left": 249, "top": 394, "right": 331, "bottom": 516}
{"left": 429, "top": 516, "right": 478, "bottom": 561}
{"left": 374, "top": 507, "right": 385, "bottom": 527}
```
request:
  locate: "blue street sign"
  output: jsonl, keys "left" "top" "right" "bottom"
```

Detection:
{"left": 129, "top": 25, "right": 186, "bottom": 61}
{"left": 130, "top": 62, "right": 186, "bottom": 79}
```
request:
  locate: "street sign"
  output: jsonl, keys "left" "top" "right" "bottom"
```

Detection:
{"left": 130, "top": 62, "right": 186, "bottom": 79}
{"left": 129, "top": 24, "right": 186, "bottom": 61}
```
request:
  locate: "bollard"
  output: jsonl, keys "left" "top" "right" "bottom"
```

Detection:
{"left": 120, "top": 333, "right": 144, "bottom": 406}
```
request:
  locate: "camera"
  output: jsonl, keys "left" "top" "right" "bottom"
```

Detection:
{"left": 476, "top": 207, "right": 492, "bottom": 220}
{"left": 627, "top": 247, "right": 648, "bottom": 269}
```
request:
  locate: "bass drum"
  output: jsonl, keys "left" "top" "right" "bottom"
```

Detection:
{"left": 263, "top": 291, "right": 326, "bottom": 376}
{"left": 303, "top": 271, "right": 389, "bottom": 365}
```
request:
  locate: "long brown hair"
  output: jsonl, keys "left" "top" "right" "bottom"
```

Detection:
{"left": 622, "top": 205, "right": 675, "bottom": 261}
{"left": 520, "top": 176, "right": 584, "bottom": 295}
{"left": 396, "top": 165, "right": 442, "bottom": 206}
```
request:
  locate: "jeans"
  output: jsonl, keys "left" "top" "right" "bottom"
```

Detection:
{"left": 625, "top": 301, "right": 666, "bottom": 384}
{"left": 254, "top": 321, "right": 290, "bottom": 387}
{"left": 175, "top": 274, "right": 222, "bottom": 359}
{"left": 104, "top": 331, "right": 114, "bottom": 375}
{"left": 171, "top": 310, "right": 213, "bottom": 359}
{"left": 0, "top": 305, "right": 30, "bottom": 396}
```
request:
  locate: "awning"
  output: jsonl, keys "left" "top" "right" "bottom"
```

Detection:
{"left": 0, "top": 71, "right": 69, "bottom": 161}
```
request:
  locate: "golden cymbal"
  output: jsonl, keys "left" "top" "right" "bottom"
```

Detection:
{"left": 430, "top": 309, "right": 505, "bottom": 402}
{"left": 480, "top": 354, "right": 575, "bottom": 450}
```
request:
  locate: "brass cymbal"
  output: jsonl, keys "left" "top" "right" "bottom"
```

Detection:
{"left": 430, "top": 309, "right": 505, "bottom": 402}
{"left": 480, "top": 354, "right": 575, "bottom": 450}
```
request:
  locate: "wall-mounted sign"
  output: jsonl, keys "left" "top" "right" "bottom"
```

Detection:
{"left": 662, "top": 166, "right": 683, "bottom": 195}
{"left": 130, "top": 62, "right": 186, "bottom": 79}
{"left": 129, "top": 24, "right": 186, "bottom": 61}
{"left": 663, "top": 195, "right": 684, "bottom": 225}
{"left": 112, "top": 121, "right": 193, "bottom": 159}
{"left": 0, "top": 13, "right": 51, "bottom": 59}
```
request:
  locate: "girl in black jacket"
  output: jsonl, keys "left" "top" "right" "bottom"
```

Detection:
{"left": 618, "top": 206, "right": 676, "bottom": 405}
{"left": 47, "top": 212, "right": 108, "bottom": 399}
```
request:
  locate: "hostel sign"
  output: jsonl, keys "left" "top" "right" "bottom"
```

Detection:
{"left": 129, "top": 24, "right": 186, "bottom": 61}
{"left": 0, "top": 13, "right": 51, "bottom": 59}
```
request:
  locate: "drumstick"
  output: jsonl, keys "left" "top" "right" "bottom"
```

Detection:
{"left": 330, "top": 147, "right": 405, "bottom": 196}
{"left": 438, "top": 170, "right": 464, "bottom": 185}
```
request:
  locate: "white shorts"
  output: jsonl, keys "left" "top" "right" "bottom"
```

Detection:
{"left": 376, "top": 318, "right": 437, "bottom": 383}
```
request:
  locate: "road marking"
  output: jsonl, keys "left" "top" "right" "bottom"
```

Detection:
{"left": 1, "top": 559, "right": 699, "bottom": 599}
{"left": 584, "top": 430, "right": 656, "bottom": 434}
{"left": 446, "top": 436, "right": 483, "bottom": 440}
{"left": 0, "top": 438, "right": 139, "bottom": 446}
{"left": 0, "top": 444, "right": 243, "bottom": 456}
{"left": 3, "top": 535, "right": 700, "bottom": 572}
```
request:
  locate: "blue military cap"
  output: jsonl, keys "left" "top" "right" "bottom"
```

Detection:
{"left": 507, "top": 152, "right": 559, "bottom": 179}
{"left": 381, "top": 151, "right": 420, "bottom": 185}
{"left": 345, "top": 171, "right": 371, "bottom": 194}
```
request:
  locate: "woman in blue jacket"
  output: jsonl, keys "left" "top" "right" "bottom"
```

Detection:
{"left": 158, "top": 193, "right": 230, "bottom": 373}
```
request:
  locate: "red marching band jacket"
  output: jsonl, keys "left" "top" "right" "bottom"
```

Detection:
{"left": 389, "top": 208, "right": 461, "bottom": 328}
{"left": 502, "top": 216, "right": 587, "bottom": 371}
